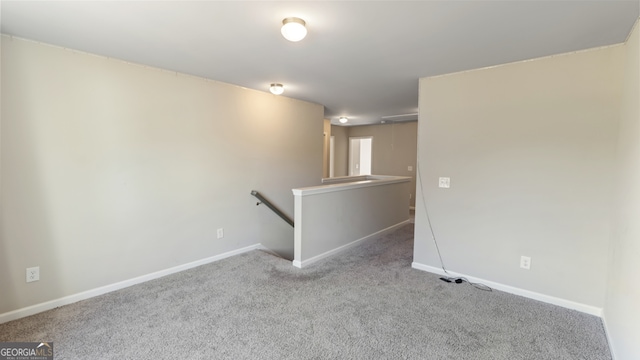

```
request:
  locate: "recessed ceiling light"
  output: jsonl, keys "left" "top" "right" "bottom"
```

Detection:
{"left": 281, "top": 17, "right": 307, "bottom": 42}
{"left": 339, "top": 117, "right": 348, "bottom": 124}
{"left": 270, "top": 83, "right": 284, "bottom": 95}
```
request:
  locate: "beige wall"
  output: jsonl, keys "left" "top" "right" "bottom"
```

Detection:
{"left": 0, "top": 37, "right": 324, "bottom": 315}
{"left": 330, "top": 125, "right": 349, "bottom": 177}
{"left": 330, "top": 122, "right": 417, "bottom": 206}
{"left": 294, "top": 178, "right": 410, "bottom": 267}
{"left": 415, "top": 45, "right": 623, "bottom": 309}
{"left": 605, "top": 20, "right": 640, "bottom": 360}
{"left": 348, "top": 122, "right": 418, "bottom": 207}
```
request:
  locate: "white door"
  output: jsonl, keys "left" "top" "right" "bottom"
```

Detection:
{"left": 349, "top": 137, "right": 372, "bottom": 176}
{"left": 330, "top": 136, "right": 335, "bottom": 178}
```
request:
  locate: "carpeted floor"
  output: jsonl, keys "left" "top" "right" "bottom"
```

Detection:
{"left": 0, "top": 224, "right": 611, "bottom": 359}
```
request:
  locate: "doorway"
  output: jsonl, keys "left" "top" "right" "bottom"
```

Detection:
{"left": 349, "top": 136, "right": 372, "bottom": 176}
{"left": 330, "top": 136, "right": 335, "bottom": 178}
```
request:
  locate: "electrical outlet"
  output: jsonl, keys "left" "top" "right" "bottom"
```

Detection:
{"left": 26, "top": 267, "right": 40, "bottom": 283}
{"left": 520, "top": 256, "right": 531, "bottom": 270}
{"left": 438, "top": 177, "right": 450, "bottom": 188}
{"left": 217, "top": 228, "right": 224, "bottom": 239}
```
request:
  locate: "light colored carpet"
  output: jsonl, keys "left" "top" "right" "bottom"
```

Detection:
{"left": 0, "top": 224, "right": 610, "bottom": 359}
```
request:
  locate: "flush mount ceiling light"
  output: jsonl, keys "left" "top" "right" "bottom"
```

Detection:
{"left": 339, "top": 117, "right": 348, "bottom": 124}
{"left": 281, "top": 17, "right": 307, "bottom": 42}
{"left": 269, "top": 83, "right": 284, "bottom": 95}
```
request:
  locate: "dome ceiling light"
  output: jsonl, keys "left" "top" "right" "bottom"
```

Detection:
{"left": 270, "top": 83, "right": 284, "bottom": 95}
{"left": 339, "top": 117, "right": 348, "bottom": 124}
{"left": 281, "top": 17, "right": 307, "bottom": 42}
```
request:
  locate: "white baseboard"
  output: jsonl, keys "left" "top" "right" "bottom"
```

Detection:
{"left": 0, "top": 244, "right": 264, "bottom": 324}
{"left": 411, "top": 262, "right": 603, "bottom": 317}
{"left": 601, "top": 312, "right": 617, "bottom": 360}
{"left": 293, "top": 220, "right": 411, "bottom": 268}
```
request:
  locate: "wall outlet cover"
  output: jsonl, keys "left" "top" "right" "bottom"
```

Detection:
{"left": 26, "top": 266, "right": 40, "bottom": 282}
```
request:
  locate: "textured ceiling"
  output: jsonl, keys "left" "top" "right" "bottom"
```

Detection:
{"left": 1, "top": 1, "right": 638, "bottom": 126}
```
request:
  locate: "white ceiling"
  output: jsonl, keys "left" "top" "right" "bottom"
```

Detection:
{"left": 1, "top": 1, "right": 638, "bottom": 126}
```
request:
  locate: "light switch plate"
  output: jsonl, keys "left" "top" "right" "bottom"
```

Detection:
{"left": 438, "top": 177, "right": 450, "bottom": 188}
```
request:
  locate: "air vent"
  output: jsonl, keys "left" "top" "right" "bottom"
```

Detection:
{"left": 380, "top": 113, "right": 418, "bottom": 123}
